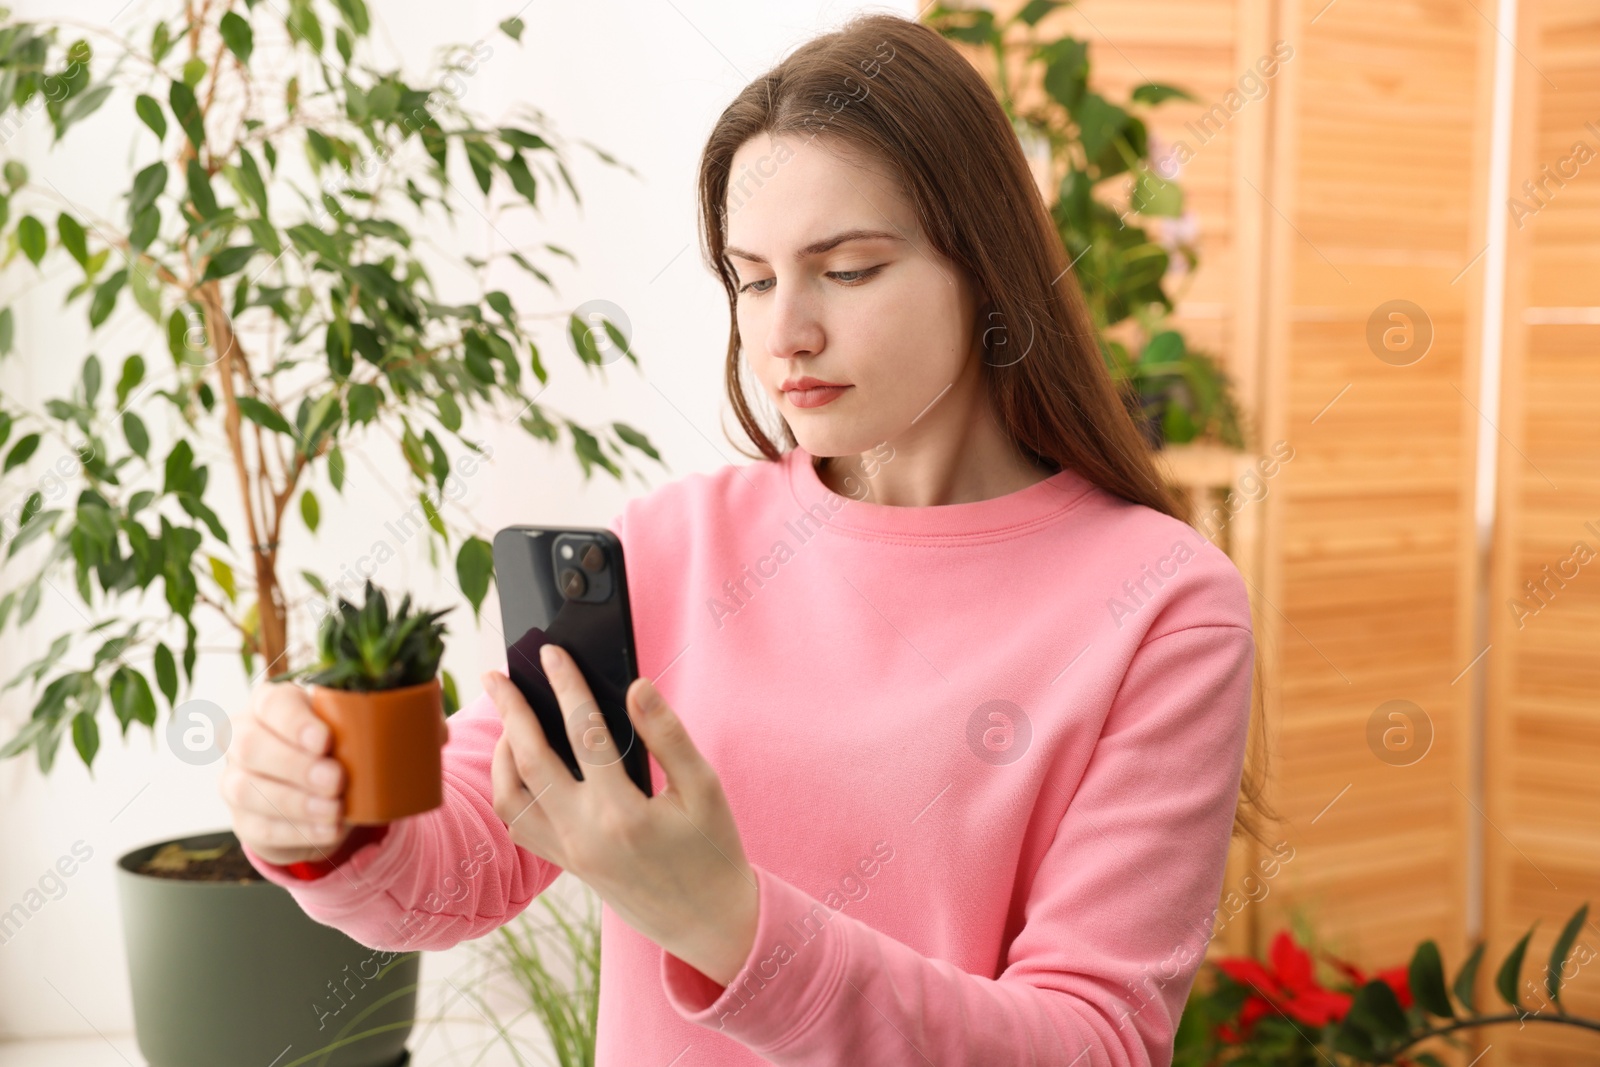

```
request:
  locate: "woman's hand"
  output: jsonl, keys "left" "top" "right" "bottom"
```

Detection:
{"left": 484, "top": 644, "right": 759, "bottom": 987}
{"left": 221, "top": 681, "right": 350, "bottom": 867}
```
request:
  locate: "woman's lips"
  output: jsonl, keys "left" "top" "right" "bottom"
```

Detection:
{"left": 785, "top": 385, "right": 851, "bottom": 409}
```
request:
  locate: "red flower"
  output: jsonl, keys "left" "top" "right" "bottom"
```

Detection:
{"left": 1213, "top": 931, "right": 1354, "bottom": 1039}
{"left": 1323, "top": 951, "right": 1414, "bottom": 1011}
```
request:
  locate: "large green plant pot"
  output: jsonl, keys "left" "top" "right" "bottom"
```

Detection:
{"left": 116, "top": 829, "right": 419, "bottom": 1067}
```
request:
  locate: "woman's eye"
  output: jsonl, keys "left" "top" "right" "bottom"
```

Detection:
{"left": 738, "top": 265, "right": 884, "bottom": 296}
{"left": 829, "top": 266, "right": 882, "bottom": 284}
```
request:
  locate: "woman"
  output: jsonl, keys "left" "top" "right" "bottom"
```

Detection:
{"left": 225, "top": 12, "right": 1270, "bottom": 1065}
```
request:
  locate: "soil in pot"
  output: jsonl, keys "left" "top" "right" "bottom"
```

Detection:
{"left": 138, "top": 839, "right": 265, "bottom": 882}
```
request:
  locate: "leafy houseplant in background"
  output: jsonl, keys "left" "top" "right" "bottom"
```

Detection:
{"left": 0, "top": 0, "right": 662, "bottom": 775}
{"left": 276, "top": 578, "right": 452, "bottom": 824}
{"left": 1175, "top": 904, "right": 1599, "bottom": 1066}
{"left": 444, "top": 881, "right": 603, "bottom": 1067}
{"left": 927, "top": 0, "right": 1246, "bottom": 450}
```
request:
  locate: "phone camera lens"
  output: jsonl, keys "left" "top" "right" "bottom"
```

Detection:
{"left": 580, "top": 543, "right": 606, "bottom": 572}
{"left": 558, "top": 567, "right": 587, "bottom": 598}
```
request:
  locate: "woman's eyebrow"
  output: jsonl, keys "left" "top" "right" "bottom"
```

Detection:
{"left": 724, "top": 228, "right": 905, "bottom": 265}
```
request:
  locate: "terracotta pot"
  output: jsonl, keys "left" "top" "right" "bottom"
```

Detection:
{"left": 309, "top": 677, "right": 448, "bottom": 825}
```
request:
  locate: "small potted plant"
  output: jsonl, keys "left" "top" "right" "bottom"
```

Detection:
{"left": 276, "top": 580, "right": 454, "bottom": 825}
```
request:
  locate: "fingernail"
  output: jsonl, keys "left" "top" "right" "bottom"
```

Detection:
{"left": 301, "top": 723, "right": 325, "bottom": 750}
{"left": 637, "top": 678, "right": 661, "bottom": 715}
{"left": 539, "top": 644, "right": 559, "bottom": 672}
{"left": 308, "top": 796, "right": 338, "bottom": 817}
{"left": 311, "top": 761, "right": 340, "bottom": 792}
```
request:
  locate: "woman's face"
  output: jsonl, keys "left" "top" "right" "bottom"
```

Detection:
{"left": 724, "top": 133, "right": 984, "bottom": 459}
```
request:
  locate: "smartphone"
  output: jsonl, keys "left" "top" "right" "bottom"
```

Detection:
{"left": 492, "top": 525, "right": 652, "bottom": 797}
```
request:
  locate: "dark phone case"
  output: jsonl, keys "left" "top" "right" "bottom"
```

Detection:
{"left": 491, "top": 525, "right": 653, "bottom": 797}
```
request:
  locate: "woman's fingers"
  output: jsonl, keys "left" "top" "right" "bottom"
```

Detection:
{"left": 483, "top": 669, "right": 574, "bottom": 800}
{"left": 625, "top": 676, "right": 714, "bottom": 804}
{"left": 539, "top": 644, "right": 632, "bottom": 791}
{"left": 254, "top": 681, "right": 332, "bottom": 757}
{"left": 491, "top": 732, "right": 555, "bottom": 850}
{"left": 222, "top": 681, "right": 349, "bottom": 867}
{"left": 223, "top": 762, "right": 342, "bottom": 828}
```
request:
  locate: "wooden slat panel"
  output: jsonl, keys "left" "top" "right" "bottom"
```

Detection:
{"left": 1487, "top": 5, "right": 1600, "bottom": 1057}
{"left": 1253, "top": 4, "right": 1484, "bottom": 1030}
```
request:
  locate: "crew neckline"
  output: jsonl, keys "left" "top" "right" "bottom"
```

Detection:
{"left": 785, "top": 445, "right": 1094, "bottom": 542}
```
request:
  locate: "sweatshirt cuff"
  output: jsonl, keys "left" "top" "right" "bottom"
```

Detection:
{"left": 241, "top": 817, "right": 415, "bottom": 907}
{"left": 660, "top": 863, "right": 847, "bottom": 1050}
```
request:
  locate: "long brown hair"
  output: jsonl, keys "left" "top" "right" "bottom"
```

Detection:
{"left": 694, "top": 12, "right": 1276, "bottom": 849}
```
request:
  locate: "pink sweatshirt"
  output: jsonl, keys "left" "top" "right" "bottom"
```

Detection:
{"left": 244, "top": 444, "right": 1255, "bottom": 1066}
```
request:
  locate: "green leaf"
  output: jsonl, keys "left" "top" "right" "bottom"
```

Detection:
{"left": 89, "top": 269, "right": 128, "bottom": 328}
{"left": 1073, "top": 92, "right": 1129, "bottom": 162}
{"left": 18, "top": 215, "right": 47, "bottom": 265}
{"left": 219, "top": 11, "right": 254, "bottom": 64}
{"left": 1350, "top": 979, "right": 1409, "bottom": 1039}
{"left": 4, "top": 433, "right": 40, "bottom": 474}
{"left": 1546, "top": 903, "right": 1588, "bottom": 1008}
{"left": 1131, "top": 82, "right": 1195, "bottom": 106}
{"left": 237, "top": 148, "right": 269, "bottom": 215}
{"left": 1013, "top": 0, "right": 1062, "bottom": 25}
{"left": 202, "top": 244, "right": 257, "bottom": 281}
{"left": 150, "top": 21, "right": 174, "bottom": 63}
{"left": 0, "top": 307, "right": 13, "bottom": 357}
{"left": 435, "top": 392, "right": 462, "bottom": 433}
{"left": 235, "top": 396, "right": 294, "bottom": 436}
{"left": 504, "top": 151, "right": 539, "bottom": 206}
{"left": 168, "top": 80, "right": 205, "bottom": 150}
{"left": 327, "top": 446, "right": 346, "bottom": 492}
{"left": 456, "top": 536, "right": 494, "bottom": 619}
{"left": 129, "top": 204, "right": 160, "bottom": 252}
{"left": 300, "top": 489, "right": 319, "bottom": 533}
{"left": 82, "top": 354, "right": 102, "bottom": 406}
{"left": 208, "top": 554, "right": 237, "bottom": 602}
{"left": 441, "top": 669, "right": 459, "bottom": 716}
{"left": 186, "top": 159, "right": 218, "bottom": 218}
{"left": 57, "top": 213, "right": 89, "bottom": 267}
{"left": 499, "top": 16, "right": 525, "bottom": 41}
{"left": 122, "top": 411, "right": 149, "bottom": 458}
{"left": 4, "top": 161, "right": 28, "bottom": 191}
{"left": 1496, "top": 927, "right": 1536, "bottom": 1011}
{"left": 153, "top": 642, "right": 178, "bottom": 708}
{"left": 129, "top": 162, "right": 167, "bottom": 219}
{"left": 1408, "top": 940, "right": 1456, "bottom": 1020}
{"left": 116, "top": 354, "right": 146, "bottom": 409}
{"left": 335, "top": 0, "right": 371, "bottom": 35}
{"left": 936, "top": 8, "right": 997, "bottom": 44}
{"left": 71, "top": 709, "right": 99, "bottom": 768}
{"left": 181, "top": 56, "right": 207, "bottom": 88}
{"left": 612, "top": 421, "right": 661, "bottom": 462}
{"left": 419, "top": 494, "right": 445, "bottom": 537}
{"left": 109, "top": 666, "right": 157, "bottom": 736}
{"left": 135, "top": 93, "right": 167, "bottom": 140}
{"left": 287, "top": 1, "right": 324, "bottom": 52}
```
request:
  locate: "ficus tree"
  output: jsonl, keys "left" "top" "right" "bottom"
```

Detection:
{"left": 0, "top": 0, "right": 661, "bottom": 772}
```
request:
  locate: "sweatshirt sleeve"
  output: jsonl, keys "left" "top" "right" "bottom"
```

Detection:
{"left": 241, "top": 688, "right": 563, "bottom": 951}
{"left": 658, "top": 622, "right": 1256, "bottom": 1066}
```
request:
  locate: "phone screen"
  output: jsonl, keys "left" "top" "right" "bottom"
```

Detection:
{"left": 492, "top": 526, "right": 652, "bottom": 797}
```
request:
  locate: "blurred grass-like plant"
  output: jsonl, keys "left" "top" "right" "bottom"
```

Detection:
{"left": 0, "top": 2, "right": 662, "bottom": 772}
{"left": 927, "top": 0, "right": 1246, "bottom": 450}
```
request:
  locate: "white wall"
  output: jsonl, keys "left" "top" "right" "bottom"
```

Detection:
{"left": 0, "top": 0, "right": 910, "bottom": 1047}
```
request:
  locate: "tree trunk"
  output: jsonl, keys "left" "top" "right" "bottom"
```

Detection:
{"left": 197, "top": 282, "right": 289, "bottom": 675}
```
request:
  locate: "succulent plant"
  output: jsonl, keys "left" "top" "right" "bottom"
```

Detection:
{"left": 275, "top": 580, "right": 451, "bottom": 693}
